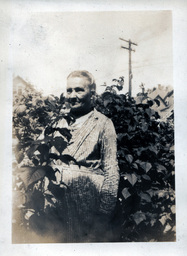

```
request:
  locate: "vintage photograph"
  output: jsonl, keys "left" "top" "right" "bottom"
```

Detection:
{"left": 12, "top": 11, "right": 175, "bottom": 243}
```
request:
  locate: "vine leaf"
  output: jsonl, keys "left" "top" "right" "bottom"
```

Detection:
{"left": 58, "top": 128, "right": 72, "bottom": 141}
{"left": 122, "top": 188, "right": 131, "bottom": 199}
{"left": 147, "top": 100, "right": 154, "bottom": 107}
{"left": 125, "top": 173, "right": 138, "bottom": 186}
{"left": 48, "top": 181, "right": 67, "bottom": 199}
{"left": 133, "top": 211, "right": 146, "bottom": 225}
{"left": 26, "top": 144, "right": 40, "bottom": 159}
{"left": 170, "top": 205, "right": 175, "bottom": 214}
{"left": 25, "top": 209, "right": 35, "bottom": 220}
{"left": 140, "top": 192, "right": 152, "bottom": 203}
{"left": 125, "top": 154, "right": 133, "bottom": 164}
{"left": 164, "top": 223, "right": 172, "bottom": 233}
{"left": 18, "top": 166, "right": 46, "bottom": 190}
{"left": 156, "top": 164, "right": 167, "bottom": 173}
{"left": 159, "top": 215, "right": 168, "bottom": 226}
{"left": 59, "top": 154, "right": 77, "bottom": 165}
{"left": 136, "top": 160, "right": 152, "bottom": 173}
{"left": 144, "top": 162, "right": 152, "bottom": 173}
{"left": 45, "top": 166, "right": 56, "bottom": 181}
{"left": 51, "top": 136, "right": 68, "bottom": 154}
{"left": 104, "top": 99, "right": 111, "bottom": 107}
{"left": 142, "top": 174, "right": 151, "bottom": 181}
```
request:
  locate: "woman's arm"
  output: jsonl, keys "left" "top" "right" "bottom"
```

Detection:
{"left": 99, "top": 118, "right": 120, "bottom": 216}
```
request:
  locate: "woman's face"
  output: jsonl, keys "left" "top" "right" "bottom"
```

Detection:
{"left": 66, "top": 76, "right": 93, "bottom": 116}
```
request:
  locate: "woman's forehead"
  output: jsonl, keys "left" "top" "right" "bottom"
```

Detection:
{"left": 67, "top": 76, "right": 90, "bottom": 88}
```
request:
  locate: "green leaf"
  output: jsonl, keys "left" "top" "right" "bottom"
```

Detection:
{"left": 142, "top": 174, "right": 151, "bottom": 181}
{"left": 48, "top": 153, "right": 59, "bottom": 160}
{"left": 170, "top": 145, "right": 174, "bottom": 151}
{"left": 44, "top": 126, "right": 54, "bottom": 136}
{"left": 145, "top": 189, "right": 156, "bottom": 198}
{"left": 140, "top": 192, "right": 152, "bottom": 203}
{"left": 172, "top": 226, "right": 176, "bottom": 233}
{"left": 51, "top": 136, "right": 68, "bottom": 154}
{"left": 37, "top": 143, "right": 50, "bottom": 156}
{"left": 125, "top": 173, "right": 138, "bottom": 186}
{"left": 114, "top": 105, "right": 122, "bottom": 112}
{"left": 128, "top": 125, "right": 136, "bottom": 132}
{"left": 45, "top": 166, "right": 56, "bottom": 181}
{"left": 132, "top": 163, "right": 138, "bottom": 170}
{"left": 170, "top": 205, "right": 175, "bottom": 214}
{"left": 59, "top": 154, "right": 77, "bottom": 165}
{"left": 28, "top": 168, "right": 46, "bottom": 187}
{"left": 125, "top": 154, "right": 133, "bottom": 164}
{"left": 150, "top": 218, "right": 156, "bottom": 227}
{"left": 160, "top": 213, "right": 172, "bottom": 226}
{"left": 104, "top": 99, "right": 111, "bottom": 107}
{"left": 116, "top": 85, "right": 123, "bottom": 91}
{"left": 29, "top": 189, "right": 45, "bottom": 212}
{"left": 26, "top": 144, "right": 40, "bottom": 159}
{"left": 136, "top": 161, "right": 152, "bottom": 173}
{"left": 156, "top": 190, "right": 168, "bottom": 198}
{"left": 44, "top": 193, "right": 57, "bottom": 207}
{"left": 164, "top": 223, "right": 172, "bottom": 233}
{"left": 122, "top": 188, "right": 131, "bottom": 199}
{"left": 145, "top": 108, "right": 152, "bottom": 117}
{"left": 156, "top": 164, "right": 167, "bottom": 173}
{"left": 144, "top": 162, "right": 152, "bottom": 173}
{"left": 147, "top": 100, "right": 154, "bottom": 107}
{"left": 142, "top": 123, "right": 148, "bottom": 132}
{"left": 58, "top": 128, "right": 72, "bottom": 141}
{"left": 48, "top": 181, "right": 67, "bottom": 199}
{"left": 18, "top": 166, "right": 46, "bottom": 190}
{"left": 133, "top": 211, "right": 146, "bottom": 225}
{"left": 25, "top": 209, "right": 35, "bottom": 220}
{"left": 15, "top": 151, "right": 24, "bottom": 163}
{"left": 148, "top": 145, "right": 158, "bottom": 155}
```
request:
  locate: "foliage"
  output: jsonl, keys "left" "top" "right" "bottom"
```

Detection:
{"left": 12, "top": 80, "right": 175, "bottom": 242}
{"left": 95, "top": 83, "right": 175, "bottom": 242}
{"left": 12, "top": 91, "right": 75, "bottom": 242}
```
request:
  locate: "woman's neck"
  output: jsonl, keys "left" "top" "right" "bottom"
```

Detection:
{"left": 71, "top": 107, "right": 94, "bottom": 119}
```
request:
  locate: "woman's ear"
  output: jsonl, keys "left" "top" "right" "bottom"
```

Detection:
{"left": 90, "top": 90, "right": 96, "bottom": 106}
{"left": 90, "top": 89, "right": 96, "bottom": 97}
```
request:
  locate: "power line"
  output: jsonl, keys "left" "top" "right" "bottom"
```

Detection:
{"left": 133, "top": 62, "right": 173, "bottom": 70}
{"left": 96, "top": 58, "right": 172, "bottom": 85}
{"left": 119, "top": 37, "right": 138, "bottom": 97}
{"left": 132, "top": 55, "right": 172, "bottom": 65}
{"left": 96, "top": 60, "right": 172, "bottom": 83}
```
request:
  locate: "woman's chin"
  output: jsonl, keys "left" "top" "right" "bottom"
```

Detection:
{"left": 70, "top": 106, "right": 92, "bottom": 117}
{"left": 70, "top": 105, "right": 82, "bottom": 112}
{"left": 70, "top": 106, "right": 83, "bottom": 116}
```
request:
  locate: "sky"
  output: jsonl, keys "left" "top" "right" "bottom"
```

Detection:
{"left": 11, "top": 11, "right": 173, "bottom": 97}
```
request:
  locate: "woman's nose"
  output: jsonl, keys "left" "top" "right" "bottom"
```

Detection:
{"left": 69, "top": 90, "right": 77, "bottom": 99}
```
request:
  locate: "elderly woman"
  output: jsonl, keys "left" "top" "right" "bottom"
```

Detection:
{"left": 50, "top": 70, "right": 119, "bottom": 242}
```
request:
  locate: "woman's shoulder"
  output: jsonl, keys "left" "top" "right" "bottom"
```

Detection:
{"left": 94, "top": 108, "right": 108, "bottom": 120}
{"left": 93, "top": 109, "right": 114, "bottom": 126}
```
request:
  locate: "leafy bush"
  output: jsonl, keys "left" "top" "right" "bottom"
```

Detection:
{"left": 12, "top": 79, "right": 175, "bottom": 242}
{"left": 95, "top": 79, "right": 175, "bottom": 242}
{"left": 12, "top": 91, "right": 76, "bottom": 242}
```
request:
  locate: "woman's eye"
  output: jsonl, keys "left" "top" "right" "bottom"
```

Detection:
{"left": 75, "top": 88, "right": 84, "bottom": 93}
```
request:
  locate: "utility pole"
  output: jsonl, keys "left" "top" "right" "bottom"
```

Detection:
{"left": 119, "top": 38, "right": 138, "bottom": 97}
{"left": 139, "top": 82, "right": 145, "bottom": 95}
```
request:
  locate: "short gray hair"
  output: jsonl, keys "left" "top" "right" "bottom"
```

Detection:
{"left": 67, "top": 70, "right": 96, "bottom": 92}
